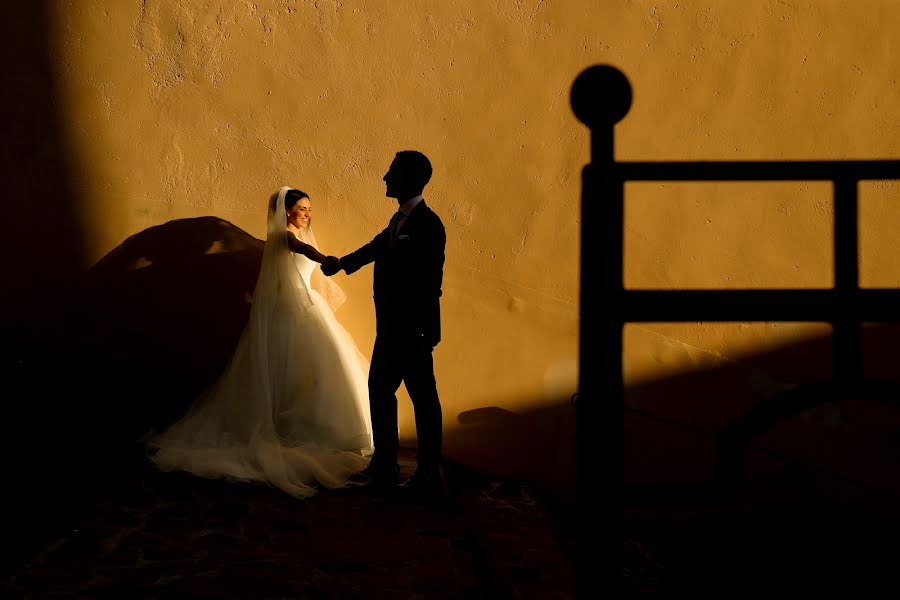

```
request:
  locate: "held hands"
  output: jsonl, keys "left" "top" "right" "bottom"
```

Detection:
{"left": 321, "top": 256, "right": 341, "bottom": 276}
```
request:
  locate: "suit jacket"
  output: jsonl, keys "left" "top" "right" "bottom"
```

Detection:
{"left": 341, "top": 200, "right": 446, "bottom": 347}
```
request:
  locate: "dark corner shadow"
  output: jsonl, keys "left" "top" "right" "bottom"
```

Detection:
{"left": 0, "top": 3, "right": 84, "bottom": 327}
{"left": 1, "top": 216, "right": 263, "bottom": 574}
{"left": 444, "top": 397, "right": 575, "bottom": 513}
{"left": 0, "top": 2, "right": 91, "bottom": 575}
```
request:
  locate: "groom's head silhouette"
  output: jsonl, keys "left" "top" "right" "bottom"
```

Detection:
{"left": 384, "top": 150, "right": 432, "bottom": 202}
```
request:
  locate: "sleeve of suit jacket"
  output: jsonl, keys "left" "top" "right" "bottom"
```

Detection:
{"left": 416, "top": 211, "right": 446, "bottom": 346}
{"left": 423, "top": 213, "right": 446, "bottom": 301}
{"left": 340, "top": 229, "right": 388, "bottom": 275}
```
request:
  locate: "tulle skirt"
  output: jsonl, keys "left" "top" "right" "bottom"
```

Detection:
{"left": 146, "top": 287, "right": 373, "bottom": 499}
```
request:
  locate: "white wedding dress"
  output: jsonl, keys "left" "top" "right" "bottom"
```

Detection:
{"left": 146, "top": 187, "right": 373, "bottom": 498}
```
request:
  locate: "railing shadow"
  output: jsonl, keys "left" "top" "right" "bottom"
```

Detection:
{"left": 571, "top": 64, "right": 900, "bottom": 593}
{"left": 572, "top": 64, "right": 900, "bottom": 496}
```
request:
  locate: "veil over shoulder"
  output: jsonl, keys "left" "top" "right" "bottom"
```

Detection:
{"left": 146, "top": 186, "right": 372, "bottom": 499}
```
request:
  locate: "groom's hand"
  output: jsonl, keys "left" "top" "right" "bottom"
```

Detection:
{"left": 321, "top": 256, "right": 341, "bottom": 276}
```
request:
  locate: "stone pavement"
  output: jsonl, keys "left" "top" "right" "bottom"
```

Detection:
{"left": 4, "top": 451, "right": 574, "bottom": 599}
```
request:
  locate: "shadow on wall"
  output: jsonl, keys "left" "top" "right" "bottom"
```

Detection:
{"left": 623, "top": 328, "right": 900, "bottom": 597}
{"left": 16, "top": 217, "right": 900, "bottom": 516}
{"left": 46, "top": 216, "right": 266, "bottom": 432}
{"left": 444, "top": 401, "right": 576, "bottom": 510}
{"left": 442, "top": 324, "right": 900, "bottom": 529}
{"left": 4, "top": 213, "right": 582, "bottom": 524}
{"left": 1, "top": 217, "right": 263, "bottom": 572}
{"left": 6, "top": 215, "right": 581, "bottom": 522}
{"left": 0, "top": 2, "right": 84, "bottom": 324}
{"left": 441, "top": 325, "right": 900, "bottom": 520}
{"left": 625, "top": 324, "right": 900, "bottom": 512}
{"left": 8, "top": 216, "right": 900, "bottom": 580}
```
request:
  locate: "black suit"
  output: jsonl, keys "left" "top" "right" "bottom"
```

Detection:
{"left": 340, "top": 200, "right": 446, "bottom": 475}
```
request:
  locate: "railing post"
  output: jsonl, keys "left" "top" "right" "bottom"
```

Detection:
{"left": 571, "top": 65, "right": 632, "bottom": 595}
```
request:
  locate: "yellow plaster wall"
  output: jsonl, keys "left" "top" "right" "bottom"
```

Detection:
{"left": 39, "top": 1, "right": 900, "bottom": 440}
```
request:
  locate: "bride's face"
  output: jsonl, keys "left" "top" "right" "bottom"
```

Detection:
{"left": 286, "top": 198, "right": 312, "bottom": 228}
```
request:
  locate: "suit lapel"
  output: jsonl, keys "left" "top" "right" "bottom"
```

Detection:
{"left": 399, "top": 200, "right": 427, "bottom": 235}
{"left": 386, "top": 200, "right": 428, "bottom": 254}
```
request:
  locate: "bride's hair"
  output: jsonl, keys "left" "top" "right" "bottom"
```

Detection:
{"left": 285, "top": 189, "right": 311, "bottom": 228}
{"left": 285, "top": 188, "right": 310, "bottom": 210}
{"left": 270, "top": 188, "right": 312, "bottom": 226}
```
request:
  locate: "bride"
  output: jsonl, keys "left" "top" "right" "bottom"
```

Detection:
{"left": 146, "top": 187, "right": 373, "bottom": 498}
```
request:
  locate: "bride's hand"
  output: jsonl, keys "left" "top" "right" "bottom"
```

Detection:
{"left": 321, "top": 256, "right": 341, "bottom": 276}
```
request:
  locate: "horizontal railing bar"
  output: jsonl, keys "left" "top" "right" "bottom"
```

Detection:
{"left": 611, "top": 160, "right": 900, "bottom": 181}
{"left": 615, "top": 289, "right": 900, "bottom": 322}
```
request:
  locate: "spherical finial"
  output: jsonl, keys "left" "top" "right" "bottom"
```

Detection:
{"left": 570, "top": 65, "right": 632, "bottom": 129}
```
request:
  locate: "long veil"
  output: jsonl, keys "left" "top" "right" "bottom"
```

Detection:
{"left": 298, "top": 222, "right": 348, "bottom": 312}
{"left": 146, "top": 187, "right": 371, "bottom": 498}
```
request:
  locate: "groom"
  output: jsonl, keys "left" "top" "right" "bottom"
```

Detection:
{"left": 323, "top": 150, "right": 446, "bottom": 493}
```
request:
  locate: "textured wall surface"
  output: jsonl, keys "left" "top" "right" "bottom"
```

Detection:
{"left": 20, "top": 2, "right": 900, "bottom": 441}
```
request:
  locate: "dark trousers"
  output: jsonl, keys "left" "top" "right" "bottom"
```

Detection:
{"left": 368, "top": 332, "right": 442, "bottom": 474}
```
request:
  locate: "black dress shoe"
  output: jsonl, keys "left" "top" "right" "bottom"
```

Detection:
{"left": 399, "top": 469, "right": 445, "bottom": 494}
{"left": 350, "top": 463, "right": 399, "bottom": 488}
{"left": 360, "top": 461, "right": 398, "bottom": 477}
